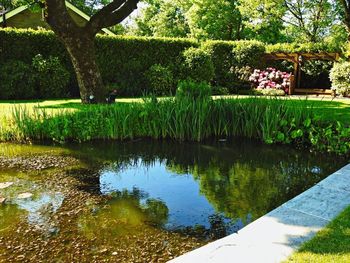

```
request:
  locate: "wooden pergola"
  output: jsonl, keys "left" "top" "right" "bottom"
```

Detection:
{"left": 264, "top": 52, "right": 340, "bottom": 95}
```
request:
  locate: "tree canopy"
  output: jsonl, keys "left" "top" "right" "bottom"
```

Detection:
{"left": 127, "top": 0, "right": 348, "bottom": 44}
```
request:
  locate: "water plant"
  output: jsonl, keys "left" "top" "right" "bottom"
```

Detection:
{"left": 4, "top": 97, "right": 302, "bottom": 141}
{"left": 3, "top": 96, "right": 349, "bottom": 155}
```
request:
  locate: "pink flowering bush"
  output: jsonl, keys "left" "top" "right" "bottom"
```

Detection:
{"left": 249, "top": 68, "right": 292, "bottom": 95}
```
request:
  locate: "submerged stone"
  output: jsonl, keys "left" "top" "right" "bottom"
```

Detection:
{"left": 17, "top": 193, "right": 33, "bottom": 199}
{"left": 0, "top": 196, "right": 6, "bottom": 205}
{"left": 0, "top": 182, "right": 14, "bottom": 189}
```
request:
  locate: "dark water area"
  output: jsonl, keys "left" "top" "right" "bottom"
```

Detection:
{"left": 0, "top": 139, "right": 347, "bottom": 262}
{"left": 66, "top": 138, "right": 345, "bottom": 235}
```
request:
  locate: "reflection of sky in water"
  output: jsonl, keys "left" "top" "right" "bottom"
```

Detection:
{"left": 100, "top": 159, "right": 231, "bottom": 230}
{"left": 15, "top": 193, "right": 64, "bottom": 231}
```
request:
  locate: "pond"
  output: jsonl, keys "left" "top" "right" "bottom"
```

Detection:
{"left": 0, "top": 139, "right": 347, "bottom": 262}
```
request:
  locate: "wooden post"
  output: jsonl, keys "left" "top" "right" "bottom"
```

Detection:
{"left": 297, "top": 55, "right": 302, "bottom": 90}
{"left": 289, "top": 75, "right": 295, "bottom": 95}
{"left": 292, "top": 54, "right": 299, "bottom": 94}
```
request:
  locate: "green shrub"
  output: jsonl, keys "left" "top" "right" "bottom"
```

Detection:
{"left": 32, "top": 54, "right": 70, "bottom": 98}
{"left": 145, "top": 64, "right": 174, "bottom": 96}
{"left": 271, "top": 117, "right": 350, "bottom": 155}
{"left": 330, "top": 62, "right": 350, "bottom": 96}
{"left": 182, "top": 47, "right": 214, "bottom": 83}
{"left": 176, "top": 80, "right": 211, "bottom": 100}
{"left": 0, "top": 60, "right": 36, "bottom": 99}
{"left": 202, "top": 40, "right": 265, "bottom": 91}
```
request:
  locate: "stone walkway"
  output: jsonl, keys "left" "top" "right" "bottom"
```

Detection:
{"left": 169, "top": 164, "right": 350, "bottom": 263}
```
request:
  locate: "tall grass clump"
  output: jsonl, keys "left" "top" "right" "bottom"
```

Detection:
{"left": 6, "top": 96, "right": 314, "bottom": 145}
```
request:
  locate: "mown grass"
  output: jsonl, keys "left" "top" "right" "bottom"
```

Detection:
{"left": 286, "top": 206, "right": 350, "bottom": 263}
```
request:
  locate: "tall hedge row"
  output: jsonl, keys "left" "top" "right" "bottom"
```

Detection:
{"left": 0, "top": 28, "right": 341, "bottom": 99}
{"left": 0, "top": 29, "right": 199, "bottom": 98}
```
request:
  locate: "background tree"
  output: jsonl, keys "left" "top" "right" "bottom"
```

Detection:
{"left": 132, "top": 0, "right": 189, "bottom": 37}
{"left": 282, "top": 0, "right": 335, "bottom": 42}
{"left": 238, "top": 0, "right": 287, "bottom": 43}
{"left": 335, "top": 0, "right": 350, "bottom": 38}
{"left": 44, "top": 0, "right": 139, "bottom": 103}
{"left": 186, "top": 0, "right": 243, "bottom": 40}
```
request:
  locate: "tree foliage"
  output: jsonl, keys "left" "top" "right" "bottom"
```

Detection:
{"left": 130, "top": 0, "right": 346, "bottom": 44}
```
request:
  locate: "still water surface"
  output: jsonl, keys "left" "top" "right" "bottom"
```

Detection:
{"left": 0, "top": 139, "right": 347, "bottom": 262}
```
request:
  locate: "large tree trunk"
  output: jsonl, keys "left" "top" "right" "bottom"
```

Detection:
{"left": 44, "top": 0, "right": 139, "bottom": 103}
{"left": 63, "top": 34, "right": 105, "bottom": 103}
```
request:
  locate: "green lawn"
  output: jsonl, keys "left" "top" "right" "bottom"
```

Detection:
{"left": 286, "top": 206, "right": 350, "bottom": 263}
{"left": 0, "top": 98, "right": 142, "bottom": 118}
{"left": 1, "top": 96, "right": 349, "bottom": 124}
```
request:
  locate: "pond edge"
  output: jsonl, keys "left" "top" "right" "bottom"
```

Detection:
{"left": 168, "top": 163, "right": 350, "bottom": 263}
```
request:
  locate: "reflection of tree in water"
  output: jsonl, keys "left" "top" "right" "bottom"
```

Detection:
{"left": 66, "top": 139, "right": 345, "bottom": 232}
{"left": 165, "top": 146, "right": 343, "bottom": 222}
{"left": 0, "top": 204, "right": 25, "bottom": 234}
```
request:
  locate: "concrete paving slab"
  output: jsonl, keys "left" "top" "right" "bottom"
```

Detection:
{"left": 282, "top": 185, "right": 350, "bottom": 221}
{"left": 169, "top": 206, "right": 328, "bottom": 263}
{"left": 169, "top": 164, "right": 350, "bottom": 263}
{"left": 317, "top": 171, "right": 350, "bottom": 193}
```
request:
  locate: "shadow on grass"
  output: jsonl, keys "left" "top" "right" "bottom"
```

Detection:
{"left": 36, "top": 102, "right": 85, "bottom": 110}
{"left": 0, "top": 99, "right": 46, "bottom": 104}
{"left": 296, "top": 206, "right": 350, "bottom": 255}
{"left": 36, "top": 101, "right": 132, "bottom": 111}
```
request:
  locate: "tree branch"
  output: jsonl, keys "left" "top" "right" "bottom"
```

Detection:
{"left": 86, "top": 0, "right": 139, "bottom": 35}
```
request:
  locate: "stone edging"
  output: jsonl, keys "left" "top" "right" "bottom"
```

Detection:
{"left": 169, "top": 164, "right": 350, "bottom": 263}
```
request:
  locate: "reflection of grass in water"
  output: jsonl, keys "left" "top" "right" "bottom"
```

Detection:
{"left": 79, "top": 189, "right": 169, "bottom": 241}
{"left": 0, "top": 143, "right": 69, "bottom": 157}
{"left": 78, "top": 199, "right": 147, "bottom": 240}
{"left": 0, "top": 204, "right": 26, "bottom": 234}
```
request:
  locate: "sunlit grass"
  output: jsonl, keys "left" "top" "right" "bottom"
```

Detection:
{"left": 286, "top": 206, "right": 350, "bottom": 263}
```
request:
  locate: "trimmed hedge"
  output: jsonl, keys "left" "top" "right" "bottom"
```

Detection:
{"left": 266, "top": 42, "right": 342, "bottom": 54}
{"left": 96, "top": 34, "right": 198, "bottom": 96}
{"left": 0, "top": 28, "right": 198, "bottom": 98}
{"left": 0, "top": 28, "right": 344, "bottom": 99}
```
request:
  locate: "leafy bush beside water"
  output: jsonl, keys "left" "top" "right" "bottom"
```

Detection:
{"left": 176, "top": 80, "right": 212, "bottom": 100}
